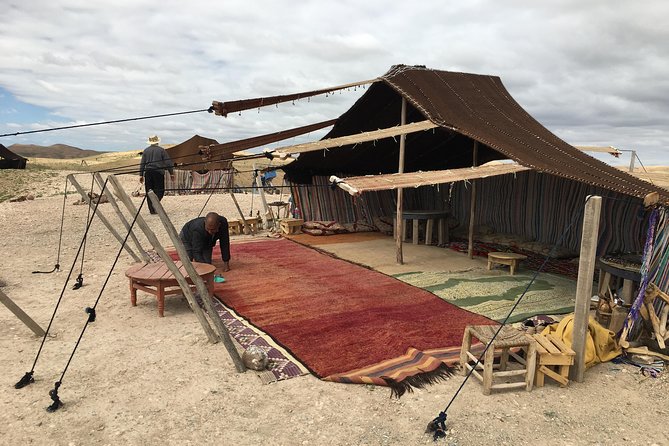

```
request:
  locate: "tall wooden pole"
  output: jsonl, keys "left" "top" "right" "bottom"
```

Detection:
{"left": 467, "top": 141, "right": 479, "bottom": 259}
{"left": 571, "top": 195, "right": 602, "bottom": 383}
{"left": 395, "top": 97, "right": 407, "bottom": 264}
{"left": 67, "top": 174, "right": 141, "bottom": 262}
{"left": 93, "top": 173, "right": 150, "bottom": 262}
{"left": 148, "top": 191, "right": 246, "bottom": 373}
{"left": 107, "top": 175, "right": 218, "bottom": 343}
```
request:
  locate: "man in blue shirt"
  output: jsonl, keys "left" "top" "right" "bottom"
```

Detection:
{"left": 139, "top": 135, "right": 174, "bottom": 214}
{"left": 179, "top": 212, "right": 231, "bottom": 272}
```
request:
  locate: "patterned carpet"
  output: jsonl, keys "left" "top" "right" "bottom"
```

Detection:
{"left": 394, "top": 270, "right": 577, "bottom": 323}
{"left": 208, "top": 298, "right": 309, "bottom": 383}
{"left": 207, "top": 239, "right": 495, "bottom": 382}
{"left": 448, "top": 238, "right": 580, "bottom": 279}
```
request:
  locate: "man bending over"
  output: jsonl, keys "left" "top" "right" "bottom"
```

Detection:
{"left": 179, "top": 212, "right": 230, "bottom": 272}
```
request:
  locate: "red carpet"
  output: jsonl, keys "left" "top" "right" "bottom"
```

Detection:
{"left": 202, "top": 238, "right": 494, "bottom": 378}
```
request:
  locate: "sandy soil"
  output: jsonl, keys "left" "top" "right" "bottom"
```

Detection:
{"left": 1, "top": 170, "right": 668, "bottom": 446}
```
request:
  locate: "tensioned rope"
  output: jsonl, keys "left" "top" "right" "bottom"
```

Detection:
{"left": 426, "top": 195, "right": 592, "bottom": 441}
{"left": 32, "top": 177, "right": 69, "bottom": 274}
{"left": 14, "top": 177, "right": 112, "bottom": 390}
{"left": 73, "top": 174, "right": 97, "bottom": 290}
{"left": 45, "top": 194, "right": 146, "bottom": 412}
{"left": 0, "top": 108, "right": 212, "bottom": 138}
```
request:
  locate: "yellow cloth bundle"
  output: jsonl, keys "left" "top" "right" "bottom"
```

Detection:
{"left": 542, "top": 314, "right": 621, "bottom": 368}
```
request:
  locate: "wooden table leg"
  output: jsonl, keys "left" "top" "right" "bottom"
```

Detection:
{"left": 157, "top": 283, "right": 165, "bottom": 317}
{"left": 510, "top": 260, "right": 517, "bottom": 276}
{"left": 425, "top": 219, "right": 434, "bottom": 245}
{"left": 460, "top": 326, "right": 472, "bottom": 376}
{"left": 129, "top": 279, "right": 137, "bottom": 306}
{"left": 402, "top": 219, "right": 408, "bottom": 242}
{"left": 525, "top": 342, "right": 537, "bottom": 391}
{"left": 438, "top": 218, "right": 445, "bottom": 246}
{"left": 483, "top": 344, "right": 495, "bottom": 395}
{"left": 412, "top": 219, "right": 419, "bottom": 245}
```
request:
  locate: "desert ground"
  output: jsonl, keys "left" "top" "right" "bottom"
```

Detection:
{"left": 1, "top": 167, "right": 669, "bottom": 446}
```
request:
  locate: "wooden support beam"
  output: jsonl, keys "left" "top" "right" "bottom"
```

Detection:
{"left": 67, "top": 174, "right": 141, "bottom": 263}
{"left": 0, "top": 289, "right": 45, "bottom": 337}
{"left": 147, "top": 191, "right": 246, "bottom": 373}
{"left": 395, "top": 97, "right": 407, "bottom": 265}
{"left": 93, "top": 173, "right": 150, "bottom": 262}
{"left": 253, "top": 163, "right": 271, "bottom": 230}
{"left": 571, "top": 195, "right": 602, "bottom": 383}
{"left": 229, "top": 192, "right": 254, "bottom": 235}
{"left": 468, "top": 141, "right": 479, "bottom": 259}
{"left": 107, "top": 175, "right": 218, "bottom": 343}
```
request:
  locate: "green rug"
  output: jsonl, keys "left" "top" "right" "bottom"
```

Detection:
{"left": 393, "top": 271, "right": 577, "bottom": 323}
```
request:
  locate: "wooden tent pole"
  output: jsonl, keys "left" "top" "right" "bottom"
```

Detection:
{"left": 253, "top": 163, "right": 271, "bottom": 230}
{"left": 395, "top": 97, "right": 407, "bottom": 264}
{"left": 93, "top": 173, "right": 150, "bottom": 262}
{"left": 107, "top": 175, "right": 218, "bottom": 343}
{"left": 67, "top": 174, "right": 141, "bottom": 262}
{"left": 467, "top": 141, "right": 479, "bottom": 259}
{"left": 571, "top": 195, "right": 602, "bottom": 383}
{"left": 229, "top": 192, "right": 254, "bottom": 235}
{"left": 148, "top": 191, "right": 246, "bottom": 373}
{"left": 0, "top": 289, "right": 45, "bottom": 337}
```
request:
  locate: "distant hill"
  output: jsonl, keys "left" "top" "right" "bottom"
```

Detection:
{"left": 8, "top": 144, "right": 106, "bottom": 159}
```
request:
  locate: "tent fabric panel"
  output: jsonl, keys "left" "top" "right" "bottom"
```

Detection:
{"left": 274, "top": 120, "right": 438, "bottom": 156}
{"left": 380, "top": 65, "right": 669, "bottom": 203}
{"left": 211, "top": 79, "right": 378, "bottom": 117}
{"left": 335, "top": 163, "right": 530, "bottom": 195}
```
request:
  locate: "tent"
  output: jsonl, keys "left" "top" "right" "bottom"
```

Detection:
{"left": 0, "top": 144, "right": 27, "bottom": 169}
{"left": 278, "top": 65, "right": 669, "bottom": 255}
{"left": 165, "top": 134, "right": 224, "bottom": 171}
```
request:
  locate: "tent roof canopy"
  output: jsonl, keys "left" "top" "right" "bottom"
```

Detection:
{"left": 282, "top": 65, "right": 669, "bottom": 204}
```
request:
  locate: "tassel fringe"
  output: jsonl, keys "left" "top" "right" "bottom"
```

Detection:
{"left": 382, "top": 363, "right": 457, "bottom": 398}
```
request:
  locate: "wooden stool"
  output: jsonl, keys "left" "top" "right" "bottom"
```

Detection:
{"left": 244, "top": 217, "right": 260, "bottom": 233}
{"left": 460, "top": 325, "right": 537, "bottom": 395}
{"left": 228, "top": 219, "right": 242, "bottom": 235}
{"left": 531, "top": 333, "right": 575, "bottom": 387}
{"left": 487, "top": 252, "right": 527, "bottom": 275}
{"left": 279, "top": 218, "right": 304, "bottom": 235}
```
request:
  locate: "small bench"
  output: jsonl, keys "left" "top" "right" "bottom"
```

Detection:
{"left": 228, "top": 219, "right": 242, "bottom": 235}
{"left": 531, "top": 333, "right": 575, "bottom": 387}
{"left": 279, "top": 218, "right": 304, "bottom": 235}
{"left": 487, "top": 252, "right": 527, "bottom": 276}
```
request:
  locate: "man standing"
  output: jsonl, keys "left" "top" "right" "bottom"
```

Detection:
{"left": 139, "top": 135, "right": 174, "bottom": 214}
{"left": 179, "top": 212, "right": 231, "bottom": 272}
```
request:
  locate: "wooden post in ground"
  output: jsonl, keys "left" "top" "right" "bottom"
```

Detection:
{"left": 67, "top": 174, "right": 141, "bottom": 262}
{"left": 107, "top": 175, "right": 218, "bottom": 343}
{"left": 253, "top": 163, "right": 271, "bottom": 231}
{"left": 148, "top": 191, "right": 246, "bottom": 373}
{"left": 0, "top": 289, "right": 45, "bottom": 337}
{"left": 229, "top": 192, "right": 254, "bottom": 235}
{"left": 395, "top": 97, "right": 407, "bottom": 265}
{"left": 93, "top": 173, "right": 150, "bottom": 262}
{"left": 467, "top": 141, "right": 479, "bottom": 259}
{"left": 571, "top": 195, "right": 602, "bottom": 383}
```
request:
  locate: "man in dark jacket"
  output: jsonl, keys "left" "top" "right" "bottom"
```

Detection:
{"left": 139, "top": 135, "right": 174, "bottom": 214}
{"left": 179, "top": 212, "right": 230, "bottom": 272}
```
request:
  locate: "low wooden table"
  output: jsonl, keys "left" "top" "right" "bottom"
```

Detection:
{"left": 393, "top": 210, "right": 449, "bottom": 245}
{"left": 125, "top": 261, "right": 216, "bottom": 317}
{"left": 487, "top": 252, "right": 527, "bottom": 275}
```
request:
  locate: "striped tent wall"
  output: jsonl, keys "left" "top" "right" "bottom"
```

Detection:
{"left": 290, "top": 171, "right": 649, "bottom": 255}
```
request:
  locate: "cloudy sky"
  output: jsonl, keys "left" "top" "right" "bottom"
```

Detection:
{"left": 1, "top": 0, "right": 668, "bottom": 165}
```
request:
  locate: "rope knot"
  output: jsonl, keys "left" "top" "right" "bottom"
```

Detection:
{"left": 46, "top": 381, "right": 63, "bottom": 412}
{"left": 426, "top": 411, "right": 448, "bottom": 441}
{"left": 85, "top": 307, "right": 96, "bottom": 323}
